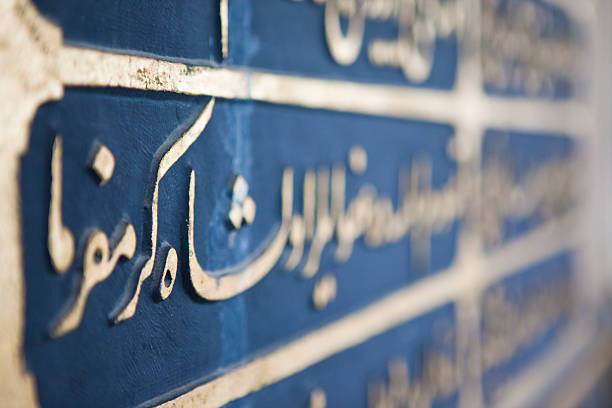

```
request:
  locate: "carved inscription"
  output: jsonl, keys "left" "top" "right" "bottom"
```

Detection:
{"left": 299, "top": 0, "right": 575, "bottom": 91}
{"left": 46, "top": 98, "right": 575, "bottom": 336}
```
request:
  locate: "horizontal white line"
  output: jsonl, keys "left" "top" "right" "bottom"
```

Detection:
{"left": 545, "top": 331, "right": 612, "bottom": 408}
{"left": 492, "top": 324, "right": 602, "bottom": 408}
{"left": 59, "top": 46, "right": 587, "bottom": 136}
{"left": 482, "top": 212, "right": 578, "bottom": 289}
{"left": 154, "top": 218, "right": 578, "bottom": 408}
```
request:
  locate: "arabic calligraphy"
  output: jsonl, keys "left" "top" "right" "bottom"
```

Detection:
{"left": 312, "top": 274, "right": 338, "bottom": 310}
{"left": 187, "top": 168, "right": 293, "bottom": 300}
{"left": 368, "top": 350, "right": 457, "bottom": 408}
{"left": 481, "top": 275, "right": 572, "bottom": 371}
{"left": 1, "top": 0, "right": 593, "bottom": 405}
{"left": 303, "top": 0, "right": 576, "bottom": 91}
{"left": 48, "top": 136, "right": 139, "bottom": 337}
{"left": 168, "top": 136, "right": 575, "bottom": 307}
{"left": 46, "top": 102, "right": 576, "bottom": 336}
{"left": 112, "top": 97, "right": 216, "bottom": 323}
{"left": 90, "top": 143, "right": 115, "bottom": 186}
{"left": 52, "top": 223, "right": 137, "bottom": 338}
{"left": 482, "top": 0, "right": 576, "bottom": 95}
{"left": 48, "top": 137, "right": 75, "bottom": 273}
{"left": 314, "top": 0, "right": 465, "bottom": 82}
{"left": 227, "top": 174, "right": 257, "bottom": 230}
{"left": 367, "top": 269, "right": 572, "bottom": 408}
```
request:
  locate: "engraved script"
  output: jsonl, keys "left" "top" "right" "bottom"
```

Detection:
{"left": 47, "top": 104, "right": 575, "bottom": 336}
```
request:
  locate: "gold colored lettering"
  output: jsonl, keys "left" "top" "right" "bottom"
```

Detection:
{"left": 159, "top": 246, "right": 178, "bottom": 301}
{"left": 368, "top": 351, "right": 457, "bottom": 408}
{"left": 48, "top": 136, "right": 75, "bottom": 273}
{"left": 90, "top": 143, "right": 115, "bottom": 185}
{"left": 303, "top": 169, "right": 316, "bottom": 240}
{"left": 302, "top": 168, "right": 334, "bottom": 278}
{"left": 285, "top": 215, "right": 305, "bottom": 271}
{"left": 113, "top": 97, "right": 216, "bottom": 323}
{"left": 312, "top": 274, "right": 337, "bottom": 310}
{"left": 220, "top": 0, "right": 229, "bottom": 59}
{"left": 324, "top": 0, "right": 365, "bottom": 65}
{"left": 187, "top": 168, "right": 293, "bottom": 300}
{"left": 52, "top": 223, "right": 136, "bottom": 337}
{"left": 310, "top": 388, "right": 327, "bottom": 408}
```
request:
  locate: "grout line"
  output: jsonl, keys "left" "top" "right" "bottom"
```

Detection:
{"left": 482, "top": 212, "right": 579, "bottom": 289}
{"left": 58, "top": 46, "right": 587, "bottom": 136}
{"left": 544, "top": 331, "right": 612, "bottom": 408}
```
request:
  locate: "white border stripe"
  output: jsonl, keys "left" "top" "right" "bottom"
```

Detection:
{"left": 58, "top": 46, "right": 588, "bottom": 135}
